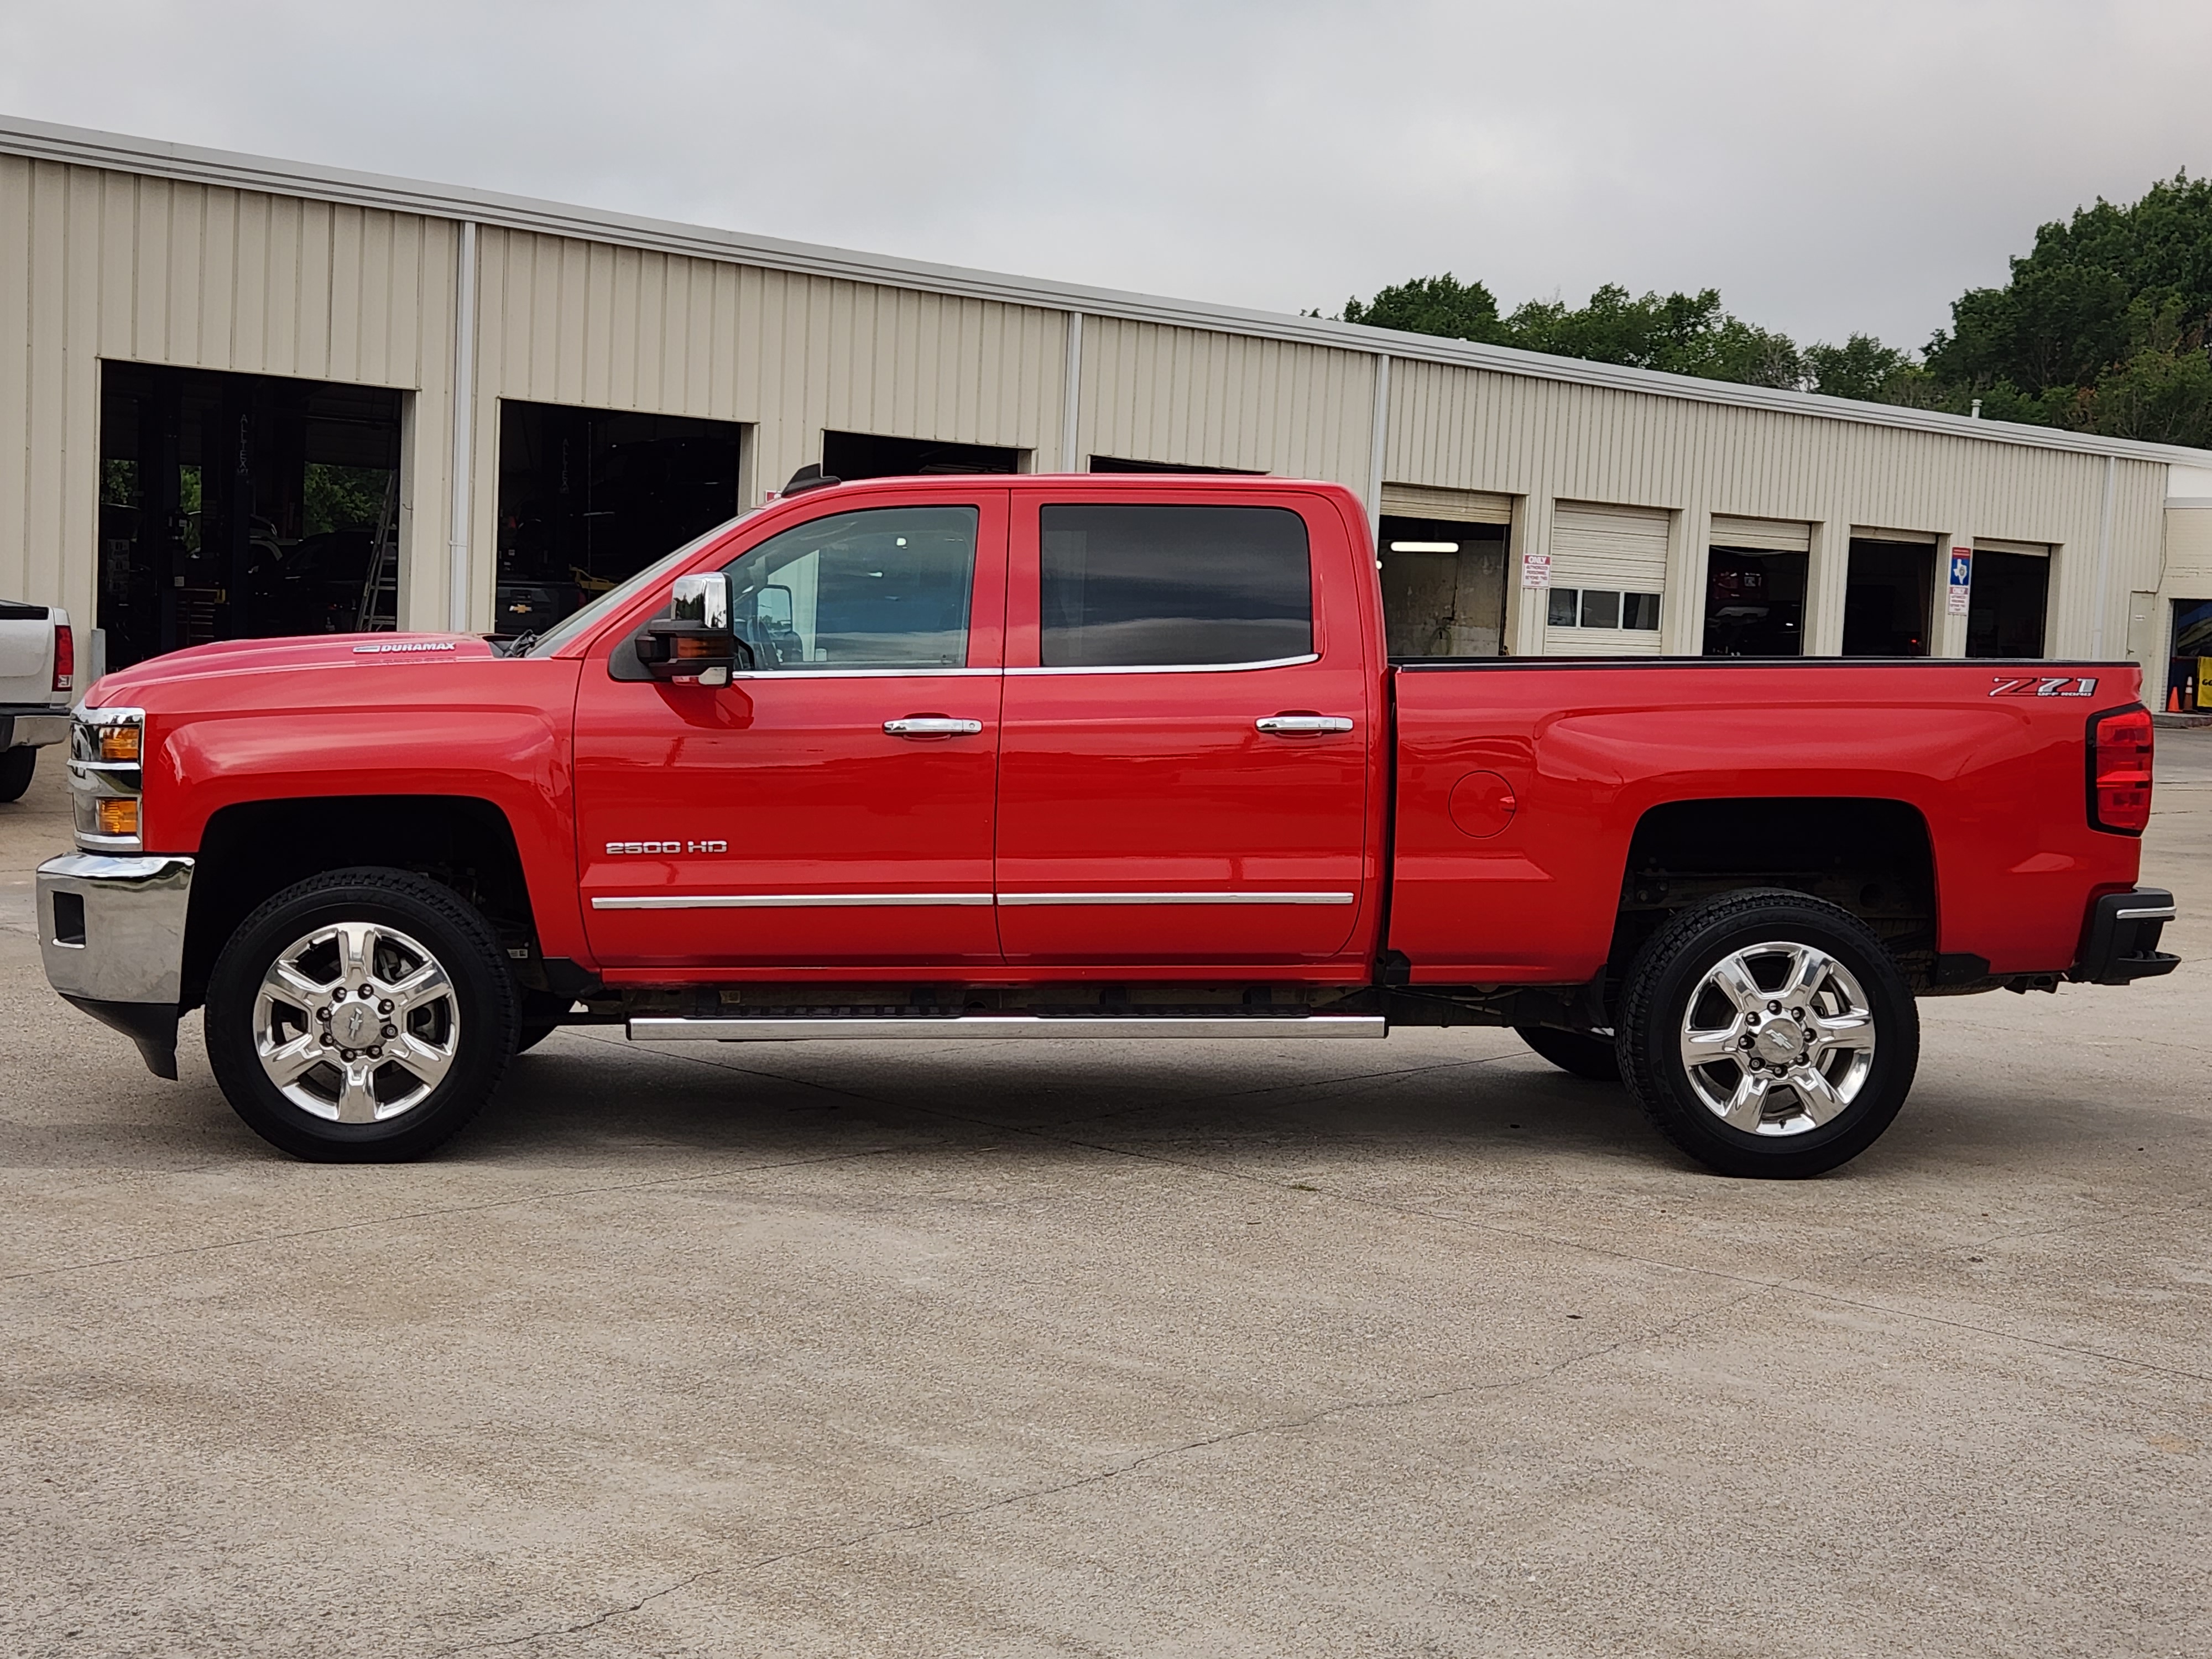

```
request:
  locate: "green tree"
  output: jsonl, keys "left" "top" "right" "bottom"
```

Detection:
{"left": 1337, "top": 275, "right": 1813, "bottom": 392}
{"left": 1804, "top": 334, "right": 1921, "bottom": 401}
{"left": 304, "top": 463, "right": 391, "bottom": 535}
{"left": 1342, "top": 273, "right": 1507, "bottom": 343}
{"left": 1924, "top": 172, "right": 2212, "bottom": 445}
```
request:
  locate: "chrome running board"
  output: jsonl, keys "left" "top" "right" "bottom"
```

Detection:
{"left": 628, "top": 1013, "right": 1387, "bottom": 1042}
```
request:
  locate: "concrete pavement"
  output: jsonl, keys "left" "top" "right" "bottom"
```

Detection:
{"left": 1, "top": 737, "right": 2206, "bottom": 1657}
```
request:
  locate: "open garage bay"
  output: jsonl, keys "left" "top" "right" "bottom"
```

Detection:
{"left": 1, "top": 742, "right": 2208, "bottom": 1657}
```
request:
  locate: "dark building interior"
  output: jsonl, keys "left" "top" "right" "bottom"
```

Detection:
{"left": 97, "top": 363, "right": 402, "bottom": 670}
{"left": 1842, "top": 539, "right": 1933, "bottom": 656}
{"left": 494, "top": 400, "right": 746, "bottom": 638}
{"left": 1702, "top": 546, "right": 1808, "bottom": 656}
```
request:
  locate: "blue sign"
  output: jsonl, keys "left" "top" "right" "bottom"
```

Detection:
{"left": 1949, "top": 550, "right": 1973, "bottom": 588}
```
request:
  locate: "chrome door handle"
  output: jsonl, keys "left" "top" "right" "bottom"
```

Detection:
{"left": 1255, "top": 714, "right": 1354, "bottom": 735}
{"left": 884, "top": 716, "right": 984, "bottom": 737}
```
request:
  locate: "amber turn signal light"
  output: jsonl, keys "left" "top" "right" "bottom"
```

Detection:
{"left": 95, "top": 797, "right": 140, "bottom": 838}
{"left": 99, "top": 725, "right": 142, "bottom": 762}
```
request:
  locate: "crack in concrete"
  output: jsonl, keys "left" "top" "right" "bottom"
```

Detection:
{"left": 602, "top": 1030, "right": 2212, "bottom": 1385}
{"left": 436, "top": 1284, "right": 1770, "bottom": 1655}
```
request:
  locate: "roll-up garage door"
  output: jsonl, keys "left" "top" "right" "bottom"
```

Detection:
{"left": 1710, "top": 514, "right": 1811, "bottom": 554}
{"left": 1546, "top": 501, "right": 1670, "bottom": 654}
{"left": 1380, "top": 483, "right": 1513, "bottom": 525}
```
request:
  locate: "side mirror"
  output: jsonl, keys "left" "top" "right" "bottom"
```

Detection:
{"left": 757, "top": 583, "right": 794, "bottom": 630}
{"left": 634, "top": 572, "right": 746, "bottom": 685}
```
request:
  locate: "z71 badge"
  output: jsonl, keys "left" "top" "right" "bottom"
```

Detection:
{"left": 1989, "top": 675, "right": 2098, "bottom": 698}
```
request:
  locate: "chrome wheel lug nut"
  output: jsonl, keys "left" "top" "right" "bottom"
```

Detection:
{"left": 320, "top": 1034, "right": 333, "bottom": 1046}
{"left": 1767, "top": 1000, "right": 1781, "bottom": 1013}
{"left": 378, "top": 1000, "right": 393, "bottom": 1014}
{"left": 367, "top": 1046, "right": 383, "bottom": 1059}
{"left": 316, "top": 1007, "right": 330, "bottom": 1021}
{"left": 1739, "top": 1035, "right": 1754, "bottom": 1049}
{"left": 381, "top": 1024, "right": 397, "bottom": 1039}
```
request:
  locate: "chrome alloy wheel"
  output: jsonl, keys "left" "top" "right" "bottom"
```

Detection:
{"left": 251, "top": 921, "right": 461, "bottom": 1123}
{"left": 1679, "top": 941, "right": 1876, "bottom": 1136}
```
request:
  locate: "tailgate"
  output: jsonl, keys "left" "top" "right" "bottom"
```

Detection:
{"left": 0, "top": 605, "right": 55, "bottom": 703}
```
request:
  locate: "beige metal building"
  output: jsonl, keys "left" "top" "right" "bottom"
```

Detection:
{"left": 5, "top": 112, "right": 2211, "bottom": 699}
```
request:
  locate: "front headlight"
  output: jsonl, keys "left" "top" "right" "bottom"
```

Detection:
{"left": 70, "top": 706, "right": 146, "bottom": 852}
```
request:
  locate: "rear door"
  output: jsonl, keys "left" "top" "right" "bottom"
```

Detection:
{"left": 994, "top": 487, "right": 1376, "bottom": 967}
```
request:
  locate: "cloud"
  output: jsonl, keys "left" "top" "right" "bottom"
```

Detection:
{"left": 2, "top": 0, "right": 2206, "bottom": 348}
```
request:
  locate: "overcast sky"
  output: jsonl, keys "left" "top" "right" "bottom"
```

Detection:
{"left": 3, "top": 1, "right": 2208, "bottom": 352}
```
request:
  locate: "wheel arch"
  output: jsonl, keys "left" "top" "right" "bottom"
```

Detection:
{"left": 182, "top": 795, "right": 537, "bottom": 1011}
{"left": 1610, "top": 796, "right": 1939, "bottom": 993}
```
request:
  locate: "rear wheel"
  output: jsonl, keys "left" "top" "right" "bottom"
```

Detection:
{"left": 1617, "top": 889, "right": 1917, "bottom": 1178}
{"left": 0, "top": 745, "right": 35, "bottom": 802}
{"left": 205, "top": 868, "right": 518, "bottom": 1161}
{"left": 1515, "top": 1025, "right": 1621, "bottom": 1082}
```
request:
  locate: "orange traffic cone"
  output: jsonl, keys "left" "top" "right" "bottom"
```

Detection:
{"left": 2169, "top": 686, "right": 2183, "bottom": 712}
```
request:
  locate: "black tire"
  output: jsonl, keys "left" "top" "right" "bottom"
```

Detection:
{"left": 205, "top": 867, "right": 518, "bottom": 1161}
{"left": 1617, "top": 888, "right": 1918, "bottom": 1179}
{"left": 1515, "top": 1025, "right": 1622, "bottom": 1082}
{"left": 0, "top": 745, "right": 35, "bottom": 802}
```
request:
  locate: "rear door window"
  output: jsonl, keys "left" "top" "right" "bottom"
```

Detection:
{"left": 1038, "top": 503, "right": 1312, "bottom": 667}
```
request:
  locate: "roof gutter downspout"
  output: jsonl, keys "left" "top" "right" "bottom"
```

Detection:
{"left": 447, "top": 218, "right": 479, "bottom": 633}
{"left": 1060, "top": 311, "right": 1083, "bottom": 474}
{"left": 2090, "top": 453, "right": 2116, "bottom": 658}
{"left": 1366, "top": 353, "right": 1391, "bottom": 544}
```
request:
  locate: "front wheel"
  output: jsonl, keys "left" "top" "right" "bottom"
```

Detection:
{"left": 205, "top": 868, "right": 519, "bottom": 1161}
{"left": 1617, "top": 889, "right": 1918, "bottom": 1178}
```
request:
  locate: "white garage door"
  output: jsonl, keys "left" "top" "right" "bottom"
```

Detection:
{"left": 1546, "top": 501, "right": 1670, "bottom": 654}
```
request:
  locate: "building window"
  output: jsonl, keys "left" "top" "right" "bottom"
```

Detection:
{"left": 1547, "top": 588, "right": 1660, "bottom": 630}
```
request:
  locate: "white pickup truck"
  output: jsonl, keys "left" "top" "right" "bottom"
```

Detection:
{"left": 0, "top": 602, "right": 74, "bottom": 801}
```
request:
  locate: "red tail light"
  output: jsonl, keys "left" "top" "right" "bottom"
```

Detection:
{"left": 52, "top": 623, "right": 74, "bottom": 692}
{"left": 2088, "top": 706, "right": 2153, "bottom": 834}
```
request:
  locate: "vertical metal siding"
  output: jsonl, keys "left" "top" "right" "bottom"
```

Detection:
{"left": 0, "top": 155, "right": 456, "bottom": 632}
{"left": 1077, "top": 316, "right": 1375, "bottom": 486}
{"left": 0, "top": 145, "right": 2193, "bottom": 667}
{"left": 1384, "top": 356, "right": 2169, "bottom": 656}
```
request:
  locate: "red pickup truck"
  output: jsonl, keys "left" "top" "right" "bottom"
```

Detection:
{"left": 36, "top": 473, "right": 2177, "bottom": 1177}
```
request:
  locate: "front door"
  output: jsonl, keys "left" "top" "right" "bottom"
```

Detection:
{"left": 574, "top": 493, "right": 1007, "bottom": 969}
{"left": 994, "top": 489, "right": 1375, "bottom": 967}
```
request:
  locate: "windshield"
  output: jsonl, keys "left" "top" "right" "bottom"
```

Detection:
{"left": 520, "top": 510, "right": 759, "bottom": 658}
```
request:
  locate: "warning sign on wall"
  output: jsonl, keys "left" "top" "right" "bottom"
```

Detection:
{"left": 1946, "top": 547, "right": 1973, "bottom": 615}
{"left": 1521, "top": 552, "right": 1552, "bottom": 588}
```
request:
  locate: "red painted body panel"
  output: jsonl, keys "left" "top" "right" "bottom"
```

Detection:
{"left": 572, "top": 491, "right": 1010, "bottom": 968}
{"left": 90, "top": 476, "right": 2146, "bottom": 994}
{"left": 994, "top": 483, "right": 1385, "bottom": 969}
{"left": 92, "top": 637, "right": 590, "bottom": 963}
{"left": 1388, "top": 661, "right": 2144, "bottom": 982}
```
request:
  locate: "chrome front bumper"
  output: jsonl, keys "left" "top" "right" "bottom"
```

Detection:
{"left": 36, "top": 852, "right": 195, "bottom": 1078}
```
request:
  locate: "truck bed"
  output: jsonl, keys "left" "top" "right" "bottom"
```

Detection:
{"left": 1387, "top": 657, "right": 2145, "bottom": 985}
